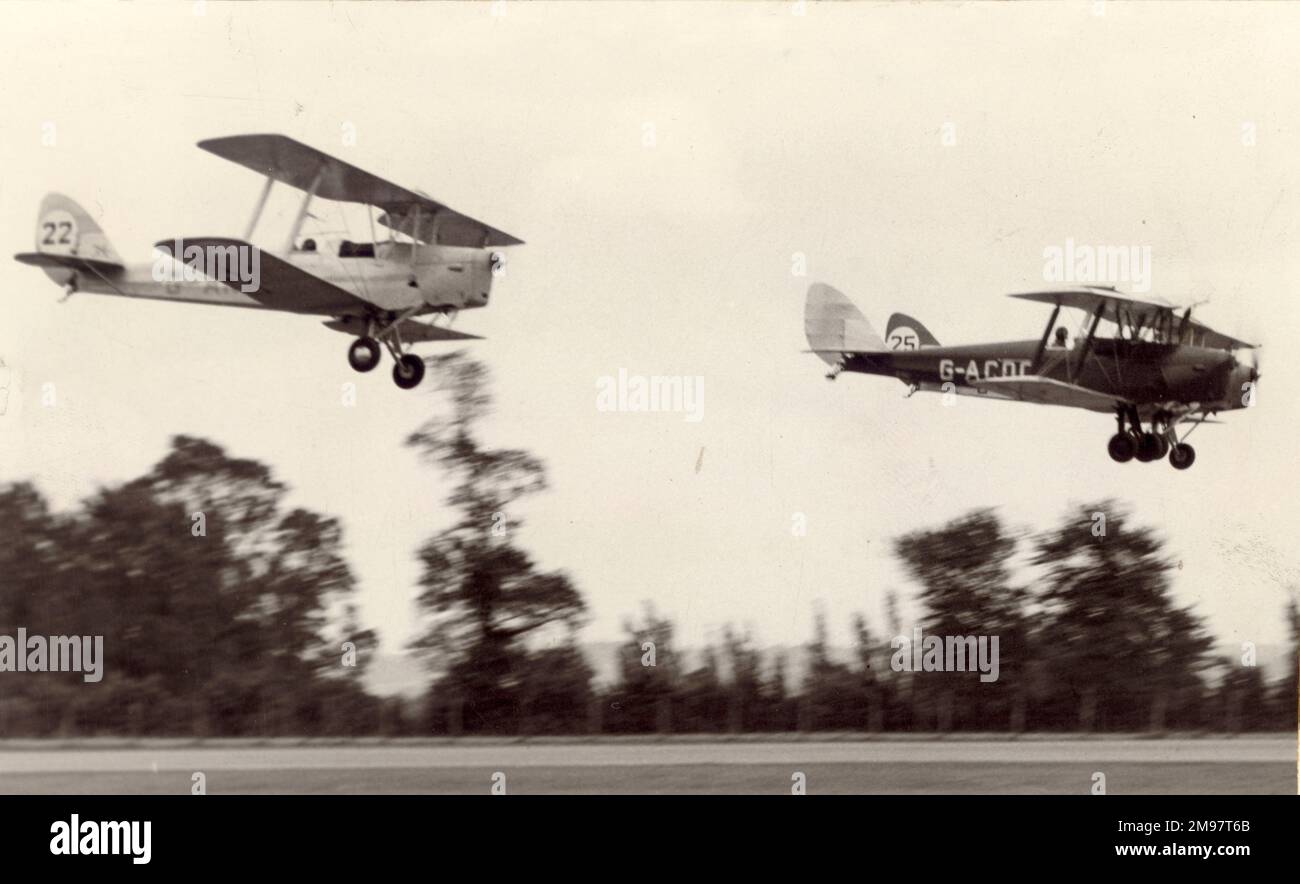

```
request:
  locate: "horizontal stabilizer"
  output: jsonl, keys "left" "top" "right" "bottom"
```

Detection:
{"left": 14, "top": 251, "right": 123, "bottom": 275}
{"left": 323, "top": 317, "right": 483, "bottom": 343}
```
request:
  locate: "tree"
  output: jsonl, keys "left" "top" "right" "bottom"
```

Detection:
{"left": 0, "top": 436, "right": 380, "bottom": 737}
{"left": 851, "top": 613, "right": 890, "bottom": 732}
{"left": 894, "top": 509, "right": 1030, "bottom": 730}
{"left": 799, "top": 610, "right": 864, "bottom": 730}
{"left": 605, "top": 604, "right": 678, "bottom": 733}
{"left": 759, "top": 651, "right": 796, "bottom": 732}
{"left": 1213, "top": 656, "right": 1270, "bottom": 732}
{"left": 1032, "top": 501, "right": 1213, "bottom": 731}
{"left": 1273, "top": 596, "right": 1299, "bottom": 730}
{"left": 407, "top": 353, "right": 587, "bottom": 734}
{"left": 518, "top": 637, "right": 595, "bottom": 735}
{"left": 722, "top": 625, "right": 763, "bottom": 732}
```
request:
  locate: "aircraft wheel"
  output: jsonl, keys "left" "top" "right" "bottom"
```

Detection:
{"left": 1135, "top": 432, "right": 1162, "bottom": 462}
{"left": 1107, "top": 432, "right": 1136, "bottom": 463}
{"left": 348, "top": 337, "right": 381, "bottom": 373}
{"left": 392, "top": 354, "right": 426, "bottom": 389}
{"left": 1169, "top": 443, "right": 1196, "bottom": 470}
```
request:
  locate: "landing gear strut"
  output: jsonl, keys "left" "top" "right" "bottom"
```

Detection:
{"left": 1169, "top": 443, "right": 1196, "bottom": 470}
{"left": 1108, "top": 405, "right": 1196, "bottom": 469}
{"left": 344, "top": 312, "right": 430, "bottom": 390}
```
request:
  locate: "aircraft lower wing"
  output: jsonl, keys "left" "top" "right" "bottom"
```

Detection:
{"left": 153, "top": 238, "right": 374, "bottom": 316}
{"left": 976, "top": 376, "right": 1126, "bottom": 413}
{"left": 322, "top": 317, "right": 482, "bottom": 343}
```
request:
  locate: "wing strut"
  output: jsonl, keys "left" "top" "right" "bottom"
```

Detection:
{"left": 1175, "top": 306, "right": 1193, "bottom": 344}
{"left": 1030, "top": 304, "right": 1061, "bottom": 373}
{"left": 407, "top": 204, "right": 421, "bottom": 285}
{"left": 245, "top": 176, "right": 274, "bottom": 240}
{"left": 1071, "top": 301, "right": 1105, "bottom": 381}
{"left": 284, "top": 167, "right": 324, "bottom": 254}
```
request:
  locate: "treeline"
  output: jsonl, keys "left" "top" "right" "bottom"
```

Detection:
{"left": 404, "top": 355, "right": 1298, "bottom": 736}
{"left": 1, "top": 353, "right": 1295, "bottom": 737}
{"left": 0, "top": 437, "right": 381, "bottom": 737}
{"left": 405, "top": 509, "right": 1299, "bottom": 737}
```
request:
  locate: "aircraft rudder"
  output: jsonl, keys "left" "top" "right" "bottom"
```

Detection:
{"left": 804, "top": 282, "right": 886, "bottom": 360}
{"left": 34, "top": 192, "right": 122, "bottom": 265}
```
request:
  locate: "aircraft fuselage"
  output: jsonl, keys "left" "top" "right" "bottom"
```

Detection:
{"left": 843, "top": 339, "right": 1250, "bottom": 414}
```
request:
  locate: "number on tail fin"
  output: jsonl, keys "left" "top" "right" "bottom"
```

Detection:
{"left": 39, "top": 211, "right": 78, "bottom": 255}
{"left": 888, "top": 326, "right": 919, "bottom": 351}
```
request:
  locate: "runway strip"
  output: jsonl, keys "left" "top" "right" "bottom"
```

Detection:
{"left": 0, "top": 737, "right": 1292, "bottom": 773}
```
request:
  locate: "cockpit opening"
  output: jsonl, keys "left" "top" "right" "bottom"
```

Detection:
{"left": 338, "top": 240, "right": 376, "bottom": 259}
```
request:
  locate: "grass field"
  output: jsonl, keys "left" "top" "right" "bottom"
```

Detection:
{"left": 0, "top": 736, "right": 1292, "bottom": 795}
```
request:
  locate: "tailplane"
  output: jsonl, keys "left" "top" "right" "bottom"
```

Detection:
{"left": 14, "top": 193, "right": 124, "bottom": 283}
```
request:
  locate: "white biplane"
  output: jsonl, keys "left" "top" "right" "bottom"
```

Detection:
{"left": 14, "top": 134, "right": 522, "bottom": 389}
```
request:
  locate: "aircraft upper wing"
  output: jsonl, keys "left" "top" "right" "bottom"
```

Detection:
{"left": 197, "top": 134, "right": 523, "bottom": 248}
{"left": 975, "top": 375, "right": 1127, "bottom": 413}
{"left": 1182, "top": 319, "right": 1257, "bottom": 351}
{"left": 1009, "top": 287, "right": 1179, "bottom": 326}
{"left": 1009, "top": 286, "right": 1257, "bottom": 350}
{"left": 154, "top": 237, "right": 375, "bottom": 316}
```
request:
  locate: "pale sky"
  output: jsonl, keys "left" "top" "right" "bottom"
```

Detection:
{"left": 2, "top": 1, "right": 1298, "bottom": 656}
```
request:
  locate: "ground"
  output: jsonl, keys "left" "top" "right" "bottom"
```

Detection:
{"left": 0, "top": 736, "right": 1291, "bottom": 795}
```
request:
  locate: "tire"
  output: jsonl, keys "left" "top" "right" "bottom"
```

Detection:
{"left": 1135, "top": 432, "right": 1162, "bottom": 462}
{"left": 348, "top": 337, "right": 381, "bottom": 373}
{"left": 1169, "top": 443, "right": 1196, "bottom": 470}
{"left": 1107, "top": 432, "right": 1136, "bottom": 463}
{"left": 392, "top": 353, "right": 426, "bottom": 389}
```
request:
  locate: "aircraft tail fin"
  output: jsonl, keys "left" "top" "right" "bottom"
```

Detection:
{"left": 804, "top": 282, "right": 885, "bottom": 365}
{"left": 14, "top": 194, "right": 124, "bottom": 286}
{"left": 885, "top": 312, "right": 941, "bottom": 348}
{"left": 32, "top": 193, "right": 123, "bottom": 267}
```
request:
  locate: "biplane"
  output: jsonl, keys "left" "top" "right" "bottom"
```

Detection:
{"left": 805, "top": 282, "right": 1259, "bottom": 469}
{"left": 14, "top": 134, "right": 522, "bottom": 389}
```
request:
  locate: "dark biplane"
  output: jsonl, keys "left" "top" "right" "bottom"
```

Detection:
{"left": 806, "top": 283, "right": 1259, "bottom": 469}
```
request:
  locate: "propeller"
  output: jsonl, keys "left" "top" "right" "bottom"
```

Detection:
{"left": 1236, "top": 348, "right": 1261, "bottom": 409}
